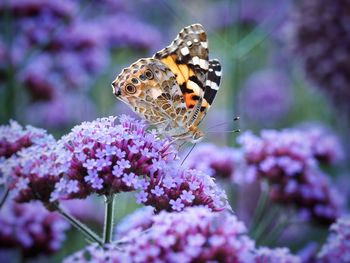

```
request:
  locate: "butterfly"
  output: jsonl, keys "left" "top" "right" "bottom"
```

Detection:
{"left": 111, "top": 24, "right": 221, "bottom": 143}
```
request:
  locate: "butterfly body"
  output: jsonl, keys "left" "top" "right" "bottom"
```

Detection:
{"left": 112, "top": 24, "right": 221, "bottom": 143}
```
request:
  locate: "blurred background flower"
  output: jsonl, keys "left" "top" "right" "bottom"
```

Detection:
{"left": 0, "top": 200, "right": 69, "bottom": 259}
{"left": 287, "top": 0, "right": 350, "bottom": 126}
{"left": 318, "top": 216, "right": 350, "bottom": 262}
{"left": 239, "top": 69, "right": 293, "bottom": 127}
{"left": 0, "top": 0, "right": 161, "bottom": 130}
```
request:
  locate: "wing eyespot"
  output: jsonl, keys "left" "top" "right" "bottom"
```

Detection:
{"left": 131, "top": 78, "right": 139, "bottom": 84}
{"left": 125, "top": 84, "right": 137, "bottom": 94}
{"left": 139, "top": 74, "right": 146, "bottom": 81}
{"left": 145, "top": 69, "right": 154, "bottom": 80}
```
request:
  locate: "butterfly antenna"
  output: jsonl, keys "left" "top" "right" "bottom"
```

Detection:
{"left": 181, "top": 143, "right": 197, "bottom": 166}
{"left": 206, "top": 116, "right": 241, "bottom": 133}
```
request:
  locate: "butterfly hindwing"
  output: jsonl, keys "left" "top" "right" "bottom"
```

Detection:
{"left": 112, "top": 58, "right": 189, "bottom": 130}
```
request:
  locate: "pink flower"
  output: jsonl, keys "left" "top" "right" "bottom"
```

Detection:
{"left": 0, "top": 201, "right": 69, "bottom": 258}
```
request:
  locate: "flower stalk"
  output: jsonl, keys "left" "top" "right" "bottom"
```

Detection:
{"left": 55, "top": 204, "right": 103, "bottom": 246}
{"left": 103, "top": 195, "right": 115, "bottom": 244}
{"left": 0, "top": 187, "right": 10, "bottom": 210}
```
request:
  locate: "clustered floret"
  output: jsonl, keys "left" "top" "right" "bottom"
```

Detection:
{"left": 186, "top": 143, "right": 241, "bottom": 181}
{"left": 1, "top": 141, "right": 72, "bottom": 204}
{"left": 0, "top": 0, "right": 161, "bottom": 128}
{"left": 237, "top": 127, "right": 344, "bottom": 224}
{"left": 50, "top": 115, "right": 176, "bottom": 200}
{"left": 318, "top": 216, "right": 350, "bottom": 262}
{"left": 0, "top": 201, "right": 70, "bottom": 258}
{"left": 114, "top": 206, "right": 154, "bottom": 239}
{"left": 288, "top": 0, "right": 350, "bottom": 121}
{"left": 65, "top": 206, "right": 300, "bottom": 263}
{"left": 138, "top": 168, "right": 229, "bottom": 212}
{"left": 50, "top": 116, "right": 227, "bottom": 212}
{"left": 0, "top": 120, "right": 54, "bottom": 159}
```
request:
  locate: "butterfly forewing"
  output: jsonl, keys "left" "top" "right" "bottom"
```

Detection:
{"left": 154, "top": 24, "right": 209, "bottom": 112}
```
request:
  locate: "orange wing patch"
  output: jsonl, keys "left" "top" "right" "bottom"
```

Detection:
{"left": 160, "top": 55, "right": 203, "bottom": 109}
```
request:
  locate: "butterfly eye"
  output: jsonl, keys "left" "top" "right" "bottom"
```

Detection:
{"left": 125, "top": 84, "right": 137, "bottom": 94}
{"left": 145, "top": 69, "right": 154, "bottom": 80}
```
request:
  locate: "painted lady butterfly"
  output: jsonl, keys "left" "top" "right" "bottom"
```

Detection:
{"left": 112, "top": 24, "right": 221, "bottom": 143}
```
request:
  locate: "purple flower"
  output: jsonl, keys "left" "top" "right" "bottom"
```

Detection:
{"left": 51, "top": 115, "right": 176, "bottom": 200}
{"left": 238, "top": 128, "right": 344, "bottom": 224}
{"left": 239, "top": 70, "right": 293, "bottom": 126}
{"left": 120, "top": 207, "right": 256, "bottom": 262}
{"left": 141, "top": 168, "right": 229, "bottom": 212}
{"left": 100, "top": 14, "right": 161, "bottom": 49}
{"left": 255, "top": 247, "right": 301, "bottom": 263}
{"left": 185, "top": 143, "right": 247, "bottom": 182}
{"left": 1, "top": 139, "right": 72, "bottom": 204}
{"left": 114, "top": 206, "right": 154, "bottom": 239}
{"left": 0, "top": 0, "right": 161, "bottom": 122}
{"left": 0, "top": 200, "right": 69, "bottom": 258}
{"left": 63, "top": 243, "right": 128, "bottom": 263}
{"left": 0, "top": 120, "right": 53, "bottom": 159}
{"left": 24, "top": 92, "right": 97, "bottom": 129}
{"left": 287, "top": 0, "right": 350, "bottom": 121}
{"left": 120, "top": 207, "right": 301, "bottom": 262}
{"left": 318, "top": 216, "right": 350, "bottom": 262}
{"left": 302, "top": 125, "right": 344, "bottom": 165}
{"left": 197, "top": 0, "right": 292, "bottom": 29}
{"left": 67, "top": 207, "right": 301, "bottom": 262}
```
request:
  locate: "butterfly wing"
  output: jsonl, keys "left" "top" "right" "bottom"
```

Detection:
{"left": 112, "top": 24, "right": 222, "bottom": 141}
{"left": 112, "top": 58, "right": 188, "bottom": 131}
{"left": 154, "top": 24, "right": 208, "bottom": 110}
{"left": 153, "top": 24, "right": 221, "bottom": 127}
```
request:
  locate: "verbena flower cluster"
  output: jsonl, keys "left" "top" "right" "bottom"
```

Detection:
{"left": 238, "top": 127, "right": 344, "bottom": 224}
{"left": 288, "top": 0, "right": 350, "bottom": 121}
{"left": 318, "top": 216, "right": 350, "bottom": 262}
{"left": 1, "top": 139, "right": 71, "bottom": 204}
{"left": 199, "top": 0, "right": 292, "bottom": 29}
{"left": 114, "top": 206, "right": 154, "bottom": 239}
{"left": 255, "top": 247, "right": 301, "bottom": 263}
{"left": 0, "top": 120, "right": 53, "bottom": 159}
{"left": 51, "top": 115, "right": 175, "bottom": 199}
{"left": 138, "top": 168, "right": 228, "bottom": 212}
{"left": 303, "top": 126, "right": 344, "bottom": 165}
{"left": 0, "top": 201, "right": 69, "bottom": 258}
{"left": 0, "top": 0, "right": 160, "bottom": 128}
{"left": 65, "top": 207, "right": 300, "bottom": 263}
{"left": 51, "top": 115, "right": 228, "bottom": 212}
{"left": 239, "top": 70, "right": 293, "bottom": 125}
{"left": 63, "top": 243, "right": 128, "bottom": 263}
{"left": 185, "top": 143, "right": 241, "bottom": 181}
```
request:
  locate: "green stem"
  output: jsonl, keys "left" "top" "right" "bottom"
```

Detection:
{"left": 55, "top": 204, "right": 103, "bottom": 246}
{"left": 0, "top": 187, "right": 10, "bottom": 209}
{"left": 254, "top": 205, "right": 280, "bottom": 244}
{"left": 249, "top": 182, "right": 269, "bottom": 233}
{"left": 103, "top": 195, "right": 115, "bottom": 244}
{"left": 2, "top": 0, "right": 16, "bottom": 122}
{"left": 261, "top": 216, "right": 290, "bottom": 246}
